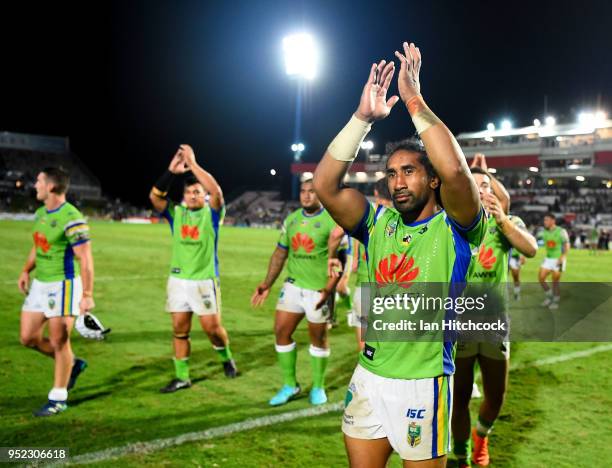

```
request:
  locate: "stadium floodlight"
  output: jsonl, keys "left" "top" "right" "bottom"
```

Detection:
{"left": 356, "top": 172, "right": 367, "bottom": 181}
{"left": 607, "top": 181, "right": 612, "bottom": 189}
{"left": 500, "top": 120, "right": 512, "bottom": 131}
{"left": 525, "top": 179, "right": 532, "bottom": 185}
{"left": 533, "top": 118, "right": 541, "bottom": 127}
{"left": 283, "top": 33, "right": 318, "bottom": 80}
{"left": 578, "top": 112, "right": 594, "bottom": 125}
{"left": 360, "top": 140, "right": 374, "bottom": 150}
{"left": 595, "top": 110, "right": 607, "bottom": 124}
{"left": 291, "top": 142, "right": 305, "bottom": 152}
{"left": 484, "top": 136, "right": 494, "bottom": 142}
{"left": 488, "top": 168, "right": 497, "bottom": 174}
{"left": 270, "top": 169, "right": 277, "bottom": 176}
{"left": 486, "top": 122, "right": 495, "bottom": 132}
{"left": 576, "top": 176, "right": 585, "bottom": 182}
{"left": 528, "top": 166, "right": 539, "bottom": 173}
{"left": 545, "top": 116, "right": 556, "bottom": 126}
{"left": 568, "top": 163, "right": 580, "bottom": 170}
{"left": 547, "top": 179, "right": 555, "bottom": 186}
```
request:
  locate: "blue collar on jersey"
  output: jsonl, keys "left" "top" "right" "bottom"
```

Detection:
{"left": 402, "top": 209, "right": 443, "bottom": 227}
{"left": 46, "top": 202, "right": 66, "bottom": 214}
{"left": 302, "top": 206, "right": 324, "bottom": 218}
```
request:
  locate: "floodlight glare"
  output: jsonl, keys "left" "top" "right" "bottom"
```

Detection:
{"left": 270, "top": 169, "right": 277, "bottom": 176}
{"left": 360, "top": 140, "right": 374, "bottom": 150}
{"left": 576, "top": 176, "right": 585, "bottom": 182}
{"left": 283, "top": 33, "right": 318, "bottom": 79}
{"left": 528, "top": 166, "right": 539, "bottom": 173}
{"left": 486, "top": 122, "right": 495, "bottom": 132}
{"left": 500, "top": 120, "right": 512, "bottom": 131}
{"left": 533, "top": 118, "right": 541, "bottom": 127}
{"left": 545, "top": 116, "right": 556, "bottom": 126}
{"left": 297, "top": 143, "right": 305, "bottom": 152}
{"left": 291, "top": 143, "right": 298, "bottom": 152}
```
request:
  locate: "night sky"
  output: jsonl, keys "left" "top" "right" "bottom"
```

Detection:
{"left": 3, "top": 0, "right": 611, "bottom": 204}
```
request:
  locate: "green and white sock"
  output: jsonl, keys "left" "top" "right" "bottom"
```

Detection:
{"left": 173, "top": 357, "right": 190, "bottom": 382}
{"left": 275, "top": 342, "right": 297, "bottom": 387}
{"left": 476, "top": 416, "right": 494, "bottom": 437}
{"left": 309, "top": 345, "right": 330, "bottom": 389}
{"left": 213, "top": 345, "right": 233, "bottom": 362}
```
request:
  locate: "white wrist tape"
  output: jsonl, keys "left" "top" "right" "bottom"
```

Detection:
{"left": 406, "top": 95, "right": 442, "bottom": 135}
{"left": 328, "top": 115, "right": 372, "bottom": 162}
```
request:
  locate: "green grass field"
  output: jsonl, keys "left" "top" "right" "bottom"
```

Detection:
{"left": 0, "top": 220, "right": 611, "bottom": 467}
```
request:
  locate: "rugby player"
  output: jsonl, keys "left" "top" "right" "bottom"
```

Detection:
{"left": 452, "top": 167, "right": 537, "bottom": 467}
{"left": 150, "top": 145, "right": 237, "bottom": 393}
{"left": 251, "top": 179, "right": 341, "bottom": 406}
{"left": 18, "top": 167, "right": 93, "bottom": 416}
{"left": 538, "top": 213, "right": 570, "bottom": 309}
{"left": 314, "top": 42, "right": 486, "bottom": 467}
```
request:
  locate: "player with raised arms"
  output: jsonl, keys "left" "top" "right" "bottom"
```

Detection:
{"left": 150, "top": 145, "right": 237, "bottom": 393}
{"left": 452, "top": 166, "right": 537, "bottom": 467}
{"left": 313, "top": 42, "right": 486, "bottom": 467}
{"left": 251, "top": 179, "right": 342, "bottom": 406}
{"left": 18, "top": 167, "right": 94, "bottom": 416}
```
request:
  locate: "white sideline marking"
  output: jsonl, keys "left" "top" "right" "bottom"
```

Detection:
{"left": 57, "top": 402, "right": 344, "bottom": 466}
{"left": 56, "top": 343, "right": 612, "bottom": 466}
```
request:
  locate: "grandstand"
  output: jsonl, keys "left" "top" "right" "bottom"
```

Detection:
{"left": 225, "top": 190, "right": 298, "bottom": 226}
{"left": 0, "top": 131, "right": 102, "bottom": 212}
{"left": 289, "top": 114, "right": 612, "bottom": 234}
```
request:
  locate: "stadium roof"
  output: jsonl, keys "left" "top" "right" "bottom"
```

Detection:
{"left": 457, "top": 119, "right": 612, "bottom": 140}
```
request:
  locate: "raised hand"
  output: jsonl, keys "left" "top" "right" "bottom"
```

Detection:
{"left": 471, "top": 153, "right": 488, "bottom": 171}
{"left": 355, "top": 60, "right": 400, "bottom": 123}
{"left": 168, "top": 149, "right": 189, "bottom": 174}
{"left": 394, "top": 42, "right": 422, "bottom": 103}
{"left": 178, "top": 144, "right": 197, "bottom": 169}
{"left": 482, "top": 192, "right": 506, "bottom": 225}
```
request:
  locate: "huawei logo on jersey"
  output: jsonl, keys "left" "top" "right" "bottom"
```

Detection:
{"left": 181, "top": 225, "right": 200, "bottom": 240}
{"left": 546, "top": 240, "right": 556, "bottom": 249}
{"left": 291, "top": 233, "right": 315, "bottom": 253}
{"left": 33, "top": 232, "right": 50, "bottom": 253}
{"left": 477, "top": 245, "right": 497, "bottom": 270}
{"left": 375, "top": 254, "right": 419, "bottom": 288}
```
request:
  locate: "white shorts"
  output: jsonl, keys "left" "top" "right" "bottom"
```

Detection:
{"left": 455, "top": 341, "right": 510, "bottom": 360}
{"left": 348, "top": 286, "right": 367, "bottom": 328}
{"left": 275, "top": 280, "right": 328, "bottom": 324}
{"left": 509, "top": 257, "right": 521, "bottom": 270}
{"left": 342, "top": 365, "right": 452, "bottom": 461}
{"left": 22, "top": 277, "right": 82, "bottom": 318}
{"left": 166, "top": 277, "right": 221, "bottom": 315}
{"left": 541, "top": 257, "right": 566, "bottom": 272}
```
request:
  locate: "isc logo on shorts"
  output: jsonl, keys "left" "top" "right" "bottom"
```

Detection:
{"left": 406, "top": 408, "right": 426, "bottom": 419}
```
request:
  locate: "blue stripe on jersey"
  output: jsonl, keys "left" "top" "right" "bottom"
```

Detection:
{"left": 211, "top": 205, "right": 222, "bottom": 277}
{"left": 161, "top": 206, "right": 174, "bottom": 233}
{"left": 432, "top": 377, "right": 439, "bottom": 458}
{"left": 63, "top": 244, "right": 75, "bottom": 280}
{"left": 348, "top": 203, "right": 371, "bottom": 246}
{"left": 277, "top": 243, "right": 288, "bottom": 250}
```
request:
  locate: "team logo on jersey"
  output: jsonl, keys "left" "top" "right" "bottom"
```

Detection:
{"left": 477, "top": 244, "right": 497, "bottom": 270}
{"left": 418, "top": 225, "right": 428, "bottom": 235}
{"left": 375, "top": 254, "right": 419, "bottom": 288}
{"left": 407, "top": 422, "right": 422, "bottom": 447}
{"left": 33, "top": 232, "right": 51, "bottom": 253}
{"left": 181, "top": 225, "right": 200, "bottom": 240}
{"left": 385, "top": 222, "right": 397, "bottom": 237}
{"left": 402, "top": 234, "right": 412, "bottom": 246}
{"left": 489, "top": 226, "right": 497, "bottom": 235}
{"left": 314, "top": 222, "right": 321, "bottom": 229}
{"left": 50, "top": 220, "right": 57, "bottom": 228}
{"left": 546, "top": 240, "right": 557, "bottom": 249}
{"left": 300, "top": 220, "right": 308, "bottom": 226}
{"left": 291, "top": 233, "right": 315, "bottom": 253}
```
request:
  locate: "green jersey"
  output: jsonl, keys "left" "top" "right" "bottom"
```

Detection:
{"left": 32, "top": 202, "right": 90, "bottom": 282}
{"left": 277, "top": 207, "right": 336, "bottom": 291}
{"left": 352, "top": 204, "right": 486, "bottom": 379}
{"left": 162, "top": 202, "right": 224, "bottom": 280}
{"left": 542, "top": 226, "right": 568, "bottom": 259}
{"left": 469, "top": 215, "right": 526, "bottom": 283}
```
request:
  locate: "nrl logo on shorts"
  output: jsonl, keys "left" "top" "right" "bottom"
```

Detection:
{"left": 204, "top": 300, "right": 212, "bottom": 309}
{"left": 407, "top": 422, "right": 422, "bottom": 447}
{"left": 385, "top": 222, "right": 397, "bottom": 237}
{"left": 48, "top": 298, "right": 56, "bottom": 309}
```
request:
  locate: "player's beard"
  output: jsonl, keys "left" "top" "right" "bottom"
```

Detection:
{"left": 393, "top": 190, "right": 430, "bottom": 222}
